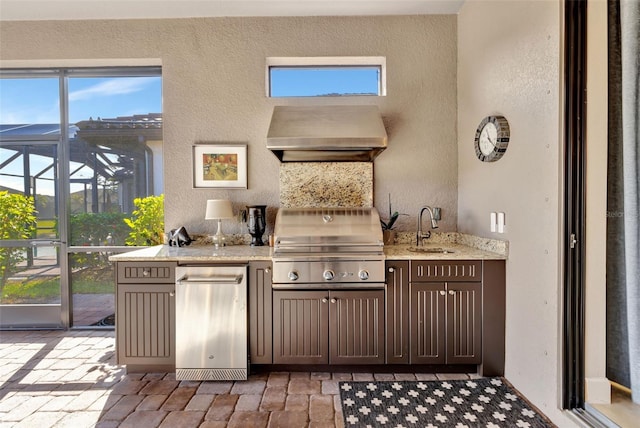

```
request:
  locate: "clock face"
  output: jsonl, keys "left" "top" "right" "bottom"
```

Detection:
{"left": 478, "top": 123, "right": 498, "bottom": 156}
{"left": 474, "top": 115, "right": 510, "bottom": 162}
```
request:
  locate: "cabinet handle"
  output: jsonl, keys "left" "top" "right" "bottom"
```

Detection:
{"left": 142, "top": 269, "right": 150, "bottom": 277}
{"left": 322, "top": 298, "right": 328, "bottom": 303}
{"left": 169, "top": 291, "right": 175, "bottom": 297}
{"left": 388, "top": 267, "right": 395, "bottom": 273}
{"left": 448, "top": 290, "right": 455, "bottom": 295}
{"left": 330, "top": 298, "right": 337, "bottom": 304}
{"left": 439, "top": 290, "right": 446, "bottom": 296}
{"left": 264, "top": 268, "right": 271, "bottom": 274}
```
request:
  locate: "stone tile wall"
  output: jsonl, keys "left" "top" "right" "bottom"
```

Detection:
{"left": 279, "top": 162, "right": 373, "bottom": 208}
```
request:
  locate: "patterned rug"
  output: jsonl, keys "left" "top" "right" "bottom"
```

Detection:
{"left": 339, "top": 378, "right": 555, "bottom": 427}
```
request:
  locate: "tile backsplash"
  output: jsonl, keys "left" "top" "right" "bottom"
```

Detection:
{"left": 279, "top": 162, "right": 373, "bottom": 208}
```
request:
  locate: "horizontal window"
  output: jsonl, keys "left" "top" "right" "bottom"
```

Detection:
{"left": 267, "top": 57, "right": 386, "bottom": 97}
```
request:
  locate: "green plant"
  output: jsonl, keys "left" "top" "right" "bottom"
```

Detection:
{"left": 0, "top": 191, "right": 37, "bottom": 291}
{"left": 380, "top": 194, "right": 407, "bottom": 231}
{"left": 124, "top": 194, "right": 165, "bottom": 246}
{"left": 69, "top": 212, "right": 130, "bottom": 246}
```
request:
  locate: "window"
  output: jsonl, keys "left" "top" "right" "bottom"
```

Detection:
{"left": 267, "top": 57, "right": 386, "bottom": 97}
{"left": 0, "top": 67, "right": 163, "bottom": 328}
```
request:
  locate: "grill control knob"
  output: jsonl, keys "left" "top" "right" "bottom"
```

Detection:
{"left": 288, "top": 271, "right": 299, "bottom": 281}
{"left": 323, "top": 270, "right": 335, "bottom": 281}
{"left": 358, "top": 270, "right": 370, "bottom": 280}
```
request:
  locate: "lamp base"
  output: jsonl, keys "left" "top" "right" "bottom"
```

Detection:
{"left": 212, "top": 219, "right": 226, "bottom": 248}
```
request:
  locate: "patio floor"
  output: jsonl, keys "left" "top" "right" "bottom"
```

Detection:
{"left": 0, "top": 330, "right": 479, "bottom": 428}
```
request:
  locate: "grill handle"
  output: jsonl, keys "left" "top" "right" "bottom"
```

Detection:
{"left": 275, "top": 241, "right": 383, "bottom": 248}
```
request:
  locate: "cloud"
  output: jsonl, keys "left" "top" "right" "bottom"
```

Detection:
{"left": 69, "top": 77, "right": 157, "bottom": 102}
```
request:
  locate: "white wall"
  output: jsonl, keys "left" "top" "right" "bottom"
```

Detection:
{"left": 458, "top": 0, "right": 574, "bottom": 425}
{"left": 0, "top": 15, "right": 458, "bottom": 236}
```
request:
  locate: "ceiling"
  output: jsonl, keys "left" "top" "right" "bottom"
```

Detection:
{"left": 0, "top": 0, "right": 464, "bottom": 21}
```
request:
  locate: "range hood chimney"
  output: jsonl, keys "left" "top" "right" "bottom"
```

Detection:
{"left": 266, "top": 105, "right": 387, "bottom": 162}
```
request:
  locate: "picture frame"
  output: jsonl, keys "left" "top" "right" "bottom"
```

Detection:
{"left": 192, "top": 144, "right": 247, "bottom": 189}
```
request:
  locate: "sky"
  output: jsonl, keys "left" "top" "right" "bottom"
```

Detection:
{"left": 270, "top": 67, "right": 379, "bottom": 97}
{"left": 0, "top": 75, "right": 162, "bottom": 124}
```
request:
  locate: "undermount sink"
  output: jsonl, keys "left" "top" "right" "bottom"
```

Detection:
{"left": 408, "top": 247, "right": 455, "bottom": 254}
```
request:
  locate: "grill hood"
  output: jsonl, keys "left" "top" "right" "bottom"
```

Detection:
{"left": 266, "top": 105, "right": 387, "bottom": 162}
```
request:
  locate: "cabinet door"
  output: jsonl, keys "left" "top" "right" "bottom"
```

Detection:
{"left": 116, "top": 283, "right": 175, "bottom": 366}
{"left": 329, "top": 290, "right": 385, "bottom": 365}
{"left": 410, "top": 282, "right": 446, "bottom": 364}
{"left": 273, "top": 290, "right": 329, "bottom": 364}
{"left": 385, "top": 261, "right": 409, "bottom": 364}
{"left": 446, "top": 282, "right": 482, "bottom": 364}
{"left": 249, "top": 262, "right": 273, "bottom": 364}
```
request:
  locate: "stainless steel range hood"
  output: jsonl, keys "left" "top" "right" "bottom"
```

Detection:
{"left": 266, "top": 105, "right": 387, "bottom": 162}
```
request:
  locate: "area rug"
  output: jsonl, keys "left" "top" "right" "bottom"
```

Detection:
{"left": 339, "top": 378, "right": 555, "bottom": 427}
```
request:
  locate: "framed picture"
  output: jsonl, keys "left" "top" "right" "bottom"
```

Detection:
{"left": 193, "top": 144, "right": 247, "bottom": 188}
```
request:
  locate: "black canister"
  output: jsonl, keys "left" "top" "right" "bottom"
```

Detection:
{"left": 247, "top": 205, "right": 267, "bottom": 246}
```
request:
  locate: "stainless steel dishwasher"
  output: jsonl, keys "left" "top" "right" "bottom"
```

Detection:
{"left": 175, "top": 265, "right": 247, "bottom": 381}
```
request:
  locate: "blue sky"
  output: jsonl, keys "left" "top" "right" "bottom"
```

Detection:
{"left": 0, "top": 76, "right": 162, "bottom": 124}
{"left": 270, "top": 67, "right": 379, "bottom": 97}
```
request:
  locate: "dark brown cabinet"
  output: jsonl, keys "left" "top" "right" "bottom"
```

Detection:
{"left": 385, "top": 260, "right": 409, "bottom": 364}
{"left": 410, "top": 281, "right": 482, "bottom": 364}
{"left": 115, "top": 261, "right": 177, "bottom": 371}
{"left": 248, "top": 261, "right": 273, "bottom": 364}
{"left": 273, "top": 289, "right": 384, "bottom": 364}
{"left": 410, "top": 261, "right": 482, "bottom": 365}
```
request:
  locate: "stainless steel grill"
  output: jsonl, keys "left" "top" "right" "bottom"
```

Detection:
{"left": 272, "top": 207, "right": 385, "bottom": 288}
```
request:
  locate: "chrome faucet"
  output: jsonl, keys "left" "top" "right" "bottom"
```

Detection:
{"left": 416, "top": 206, "right": 439, "bottom": 246}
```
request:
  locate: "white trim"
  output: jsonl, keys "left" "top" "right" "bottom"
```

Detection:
{"left": 0, "top": 58, "right": 162, "bottom": 69}
{"left": 265, "top": 56, "right": 387, "bottom": 97}
{"left": 585, "top": 377, "right": 612, "bottom": 404}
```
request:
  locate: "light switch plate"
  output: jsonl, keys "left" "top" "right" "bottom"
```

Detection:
{"left": 497, "top": 212, "right": 506, "bottom": 233}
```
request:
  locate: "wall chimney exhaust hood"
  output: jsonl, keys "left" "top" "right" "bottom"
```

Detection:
{"left": 266, "top": 105, "right": 387, "bottom": 162}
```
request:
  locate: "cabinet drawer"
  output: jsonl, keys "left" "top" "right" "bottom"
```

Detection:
{"left": 117, "top": 262, "right": 176, "bottom": 283}
{"left": 410, "top": 260, "right": 481, "bottom": 282}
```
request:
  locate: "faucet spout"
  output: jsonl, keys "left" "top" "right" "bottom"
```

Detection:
{"left": 416, "top": 206, "right": 439, "bottom": 246}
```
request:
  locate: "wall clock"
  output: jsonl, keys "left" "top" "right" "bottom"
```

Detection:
{"left": 474, "top": 115, "right": 510, "bottom": 162}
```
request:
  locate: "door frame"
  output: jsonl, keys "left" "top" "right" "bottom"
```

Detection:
{"left": 0, "top": 134, "right": 69, "bottom": 329}
{"left": 562, "top": 0, "right": 587, "bottom": 411}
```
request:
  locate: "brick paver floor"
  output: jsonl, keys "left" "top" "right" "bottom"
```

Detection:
{"left": 0, "top": 330, "right": 474, "bottom": 427}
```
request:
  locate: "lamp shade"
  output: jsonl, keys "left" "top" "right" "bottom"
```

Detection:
{"left": 205, "top": 199, "right": 234, "bottom": 220}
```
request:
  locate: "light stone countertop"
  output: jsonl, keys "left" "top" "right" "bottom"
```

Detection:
{"left": 109, "top": 233, "right": 507, "bottom": 262}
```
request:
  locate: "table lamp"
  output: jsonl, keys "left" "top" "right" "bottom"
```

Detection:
{"left": 205, "top": 199, "right": 234, "bottom": 248}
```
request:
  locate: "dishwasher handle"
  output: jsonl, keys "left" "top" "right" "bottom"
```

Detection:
{"left": 177, "top": 275, "right": 243, "bottom": 284}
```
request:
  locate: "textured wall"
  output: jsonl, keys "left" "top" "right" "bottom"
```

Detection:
{"left": 457, "top": 0, "right": 568, "bottom": 424}
{"left": 0, "top": 15, "right": 457, "bottom": 237}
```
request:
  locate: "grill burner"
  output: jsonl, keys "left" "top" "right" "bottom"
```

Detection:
{"left": 272, "top": 208, "right": 385, "bottom": 288}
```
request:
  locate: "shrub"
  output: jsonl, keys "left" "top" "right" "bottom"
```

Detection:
{"left": 0, "top": 191, "right": 37, "bottom": 291}
{"left": 124, "top": 194, "right": 165, "bottom": 246}
{"left": 69, "top": 212, "right": 130, "bottom": 246}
